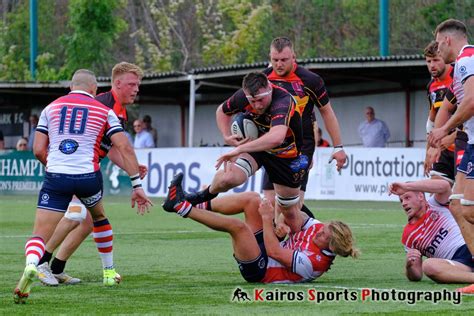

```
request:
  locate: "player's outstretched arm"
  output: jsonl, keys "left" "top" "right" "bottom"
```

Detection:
{"left": 108, "top": 146, "right": 148, "bottom": 179}
{"left": 258, "top": 198, "right": 293, "bottom": 267}
{"left": 110, "top": 131, "right": 153, "bottom": 214}
{"left": 319, "top": 103, "right": 346, "bottom": 171}
{"left": 389, "top": 179, "right": 451, "bottom": 204}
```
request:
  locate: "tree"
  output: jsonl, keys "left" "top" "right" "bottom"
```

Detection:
{"left": 62, "top": 0, "right": 127, "bottom": 77}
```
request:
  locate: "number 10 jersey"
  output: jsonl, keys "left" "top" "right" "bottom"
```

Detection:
{"left": 36, "top": 90, "right": 124, "bottom": 174}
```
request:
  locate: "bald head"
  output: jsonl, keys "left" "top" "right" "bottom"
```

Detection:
{"left": 70, "top": 69, "right": 98, "bottom": 96}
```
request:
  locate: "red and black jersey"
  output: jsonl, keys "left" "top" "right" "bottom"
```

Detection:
{"left": 95, "top": 90, "right": 127, "bottom": 158}
{"left": 222, "top": 84, "right": 302, "bottom": 158}
{"left": 263, "top": 64, "right": 329, "bottom": 158}
{"left": 426, "top": 65, "right": 455, "bottom": 114}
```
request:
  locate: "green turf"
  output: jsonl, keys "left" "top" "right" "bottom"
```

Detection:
{"left": 0, "top": 195, "right": 471, "bottom": 315}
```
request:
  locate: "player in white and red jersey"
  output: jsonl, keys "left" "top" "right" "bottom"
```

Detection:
{"left": 428, "top": 18, "right": 474, "bottom": 294}
{"left": 261, "top": 220, "right": 337, "bottom": 283}
{"left": 13, "top": 69, "right": 153, "bottom": 304}
{"left": 37, "top": 62, "right": 147, "bottom": 287}
{"left": 162, "top": 173, "right": 358, "bottom": 284}
{"left": 389, "top": 179, "right": 474, "bottom": 285}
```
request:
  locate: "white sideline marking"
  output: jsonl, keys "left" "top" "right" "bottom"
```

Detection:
{"left": 0, "top": 223, "right": 404, "bottom": 239}
{"left": 0, "top": 230, "right": 217, "bottom": 238}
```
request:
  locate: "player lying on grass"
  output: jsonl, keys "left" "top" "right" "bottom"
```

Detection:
{"left": 389, "top": 179, "right": 474, "bottom": 285}
{"left": 163, "top": 173, "right": 358, "bottom": 283}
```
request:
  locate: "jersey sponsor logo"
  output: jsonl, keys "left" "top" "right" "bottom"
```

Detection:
{"left": 426, "top": 227, "right": 449, "bottom": 255}
{"left": 459, "top": 65, "right": 467, "bottom": 77}
{"left": 59, "top": 139, "right": 79, "bottom": 155}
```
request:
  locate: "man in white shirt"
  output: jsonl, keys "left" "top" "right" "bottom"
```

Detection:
{"left": 358, "top": 106, "right": 390, "bottom": 147}
{"left": 133, "top": 119, "right": 155, "bottom": 148}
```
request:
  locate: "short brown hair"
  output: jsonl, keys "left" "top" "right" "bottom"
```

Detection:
{"left": 242, "top": 72, "right": 269, "bottom": 96}
{"left": 270, "top": 37, "right": 293, "bottom": 53}
{"left": 424, "top": 41, "right": 438, "bottom": 58}
{"left": 434, "top": 19, "right": 467, "bottom": 37}
{"left": 111, "top": 62, "right": 144, "bottom": 82}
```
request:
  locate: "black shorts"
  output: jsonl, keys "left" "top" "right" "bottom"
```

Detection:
{"left": 37, "top": 171, "right": 103, "bottom": 212}
{"left": 455, "top": 130, "right": 468, "bottom": 167}
{"left": 261, "top": 168, "right": 309, "bottom": 192}
{"left": 451, "top": 244, "right": 474, "bottom": 270}
{"left": 431, "top": 149, "right": 455, "bottom": 183}
{"left": 251, "top": 152, "right": 307, "bottom": 189}
{"left": 234, "top": 230, "right": 268, "bottom": 283}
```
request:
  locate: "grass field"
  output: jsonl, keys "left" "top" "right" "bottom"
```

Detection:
{"left": 0, "top": 194, "right": 472, "bottom": 315}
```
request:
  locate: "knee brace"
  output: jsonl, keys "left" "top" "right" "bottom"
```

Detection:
{"left": 461, "top": 199, "right": 474, "bottom": 206}
{"left": 234, "top": 157, "right": 254, "bottom": 178}
{"left": 449, "top": 194, "right": 464, "bottom": 201}
{"left": 64, "top": 202, "right": 87, "bottom": 222}
{"left": 275, "top": 194, "right": 300, "bottom": 207}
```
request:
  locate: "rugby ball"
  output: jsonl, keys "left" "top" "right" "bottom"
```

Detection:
{"left": 231, "top": 113, "right": 259, "bottom": 140}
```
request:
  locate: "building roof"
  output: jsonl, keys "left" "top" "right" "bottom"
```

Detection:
{"left": 0, "top": 55, "right": 429, "bottom": 107}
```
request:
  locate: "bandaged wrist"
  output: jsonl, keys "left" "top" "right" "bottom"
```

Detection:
{"left": 426, "top": 118, "right": 435, "bottom": 134}
{"left": 130, "top": 173, "right": 142, "bottom": 189}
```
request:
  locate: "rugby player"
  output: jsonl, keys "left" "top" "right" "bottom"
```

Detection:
{"left": 389, "top": 179, "right": 474, "bottom": 284}
{"left": 37, "top": 62, "right": 147, "bottom": 286}
{"left": 13, "top": 69, "right": 152, "bottom": 304}
{"left": 163, "top": 173, "right": 358, "bottom": 283}
{"left": 428, "top": 18, "right": 474, "bottom": 294}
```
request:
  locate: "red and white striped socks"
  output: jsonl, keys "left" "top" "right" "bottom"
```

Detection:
{"left": 25, "top": 237, "right": 45, "bottom": 266}
{"left": 93, "top": 219, "right": 114, "bottom": 269}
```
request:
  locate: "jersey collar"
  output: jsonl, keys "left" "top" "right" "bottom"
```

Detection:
{"left": 69, "top": 90, "right": 94, "bottom": 98}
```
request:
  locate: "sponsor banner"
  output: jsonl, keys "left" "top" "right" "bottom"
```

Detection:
{"left": 0, "top": 147, "right": 426, "bottom": 201}
{"left": 0, "top": 151, "right": 45, "bottom": 194}
{"left": 0, "top": 151, "right": 131, "bottom": 196}
{"left": 137, "top": 147, "right": 425, "bottom": 201}
{"left": 309, "top": 148, "right": 425, "bottom": 201}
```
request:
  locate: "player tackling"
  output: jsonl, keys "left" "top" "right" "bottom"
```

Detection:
{"left": 163, "top": 173, "right": 358, "bottom": 283}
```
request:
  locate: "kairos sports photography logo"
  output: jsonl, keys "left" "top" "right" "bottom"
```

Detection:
{"left": 230, "top": 287, "right": 462, "bottom": 305}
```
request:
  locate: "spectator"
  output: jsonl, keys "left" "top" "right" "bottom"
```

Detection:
{"left": 27, "top": 114, "right": 39, "bottom": 150}
{"left": 143, "top": 115, "right": 158, "bottom": 146}
{"left": 133, "top": 119, "right": 155, "bottom": 148}
{"left": 0, "top": 129, "right": 4, "bottom": 150}
{"left": 16, "top": 137, "right": 29, "bottom": 151}
{"left": 316, "top": 127, "right": 330, "bottom": 147}
{"left": 358, "top": 106, "right": 390, "bottom": 147}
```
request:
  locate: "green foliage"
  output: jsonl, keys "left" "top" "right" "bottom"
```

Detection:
{"left": 0, "top": 0, "right": 474, "bottom": 80}
{"left": 35, "top": 53, "right": 63, "bottom": 81}
{"left": 202, "top": 0, "right": 273, "bottom": 65}
{"left": 0, "top": 45, "right": 30, "bottom": 81}
{"left": 63, "top": 0, "right": 128, "bottom": 77}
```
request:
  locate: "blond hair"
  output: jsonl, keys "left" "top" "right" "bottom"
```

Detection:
{"left": 328, "top": 221, "right": 360, "bottom": 258}
{"left": 111, "top": 62, "right": 144, "bottom": 83}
